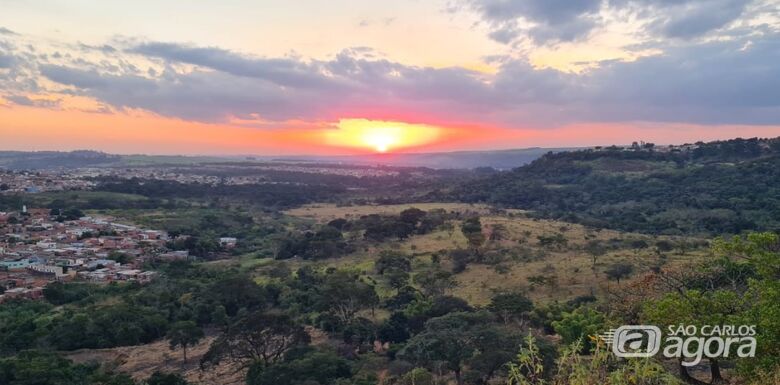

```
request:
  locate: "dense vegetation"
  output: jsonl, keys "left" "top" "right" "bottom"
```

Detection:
{"left": 2, "top": 231, "right": 777, "bottom": 384}
{"left": 443, "top": 137, "right": 780, "bottom": 235}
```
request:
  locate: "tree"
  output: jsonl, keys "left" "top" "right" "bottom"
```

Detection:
{"left": 327, "top": 218, "right": 348, "bottom": 230}
{"left": 584, "top": 240, "right": 606, "bottom": 268}
{"left": 400, "top": 207, "right": 427, "bottom": 225}
{"left": 202, "top": 312, "right": 309, "bottom": 369}
{"left": 316, "top": 271, "right": 379, "bottom": 324}
{"left": 0, "top": 350, "right": 84, "bottom": 385}
{"left": 488, "top": 223, "right": 508, "bottom": 241}
{"left": 656, "top": 240, "right": 674, "bottom": 252}
{"left": 461, "top": 217, "right": 485, "bottom": 250}
{"left": 145, "top": 372, "right": 190, "bottom": 385}
{"left": 604, "top": 262, "right": 634, "bottom": 284}
{"left": 210, "top": 305, "right": 228, "bottom": 327}
{"left": 643, "top": 233, "right": 780, "bottom": 382}
{"left": 107, "top": 251, "right": 134, "bottom": 265}
{"left": 61, "top": 208, "right": 84, "bottom": 221}
{"left": 487, "top": 293, "right": 533, "bottom": 324}
{"left": 399, "top": 368, "right": 434, "bottom": 385}
{"left": 385, "top": 268, "right": 410, "bottom": 291}
{"left": 375, "top": 251, "right": 411, "bottom": 274}
{"left": 0, "top": 350, "right": 141, "bottom": 385}
{"left": 414, "top": 268, "right": 457, "bottom": 298}
{"left": 399, "top": 312, "right": 503, "bottom": 385}
{"left": 378, "top": 312, "right": 411, "bottom": 343}
{"left": 202, "top": 274, "right": 269, "bottom": 316}
{"left": 246, "top": 351, "right": 352, "bottom": 385}
{"left": 167, "top": 321, "right": 204, "bottom": 364}
{"left": 449, "top": 248, "right": 472, "bottom": 273}
{"left": 644, "top": 289, "right": 742, "bottom": 385}
{"left": 399, "top": 314, "right": 479, "bottom": 385}
{"left": 551, "top": 307, "right": 605, "bottom": 354}
{"left": 537, "top": 233, "right": 567, "bottom": 250}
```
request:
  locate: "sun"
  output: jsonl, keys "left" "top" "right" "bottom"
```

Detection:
{"left": 324, "top": 119, "right": 441, "bottom": 153}
{"left": 362, "top": 128, "right": 398, "bottom": 153}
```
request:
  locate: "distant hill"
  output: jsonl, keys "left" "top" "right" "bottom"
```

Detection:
{"left": 0, "top": 148, "right": 577, "bottom": 170}
{"left": 272, "top": 147, "right": 580, "bottom": 169}
{"left": 440, "top": 137, "right": 780, "bottom": 235}
{"left": 0, "top": 150, "right": 121, "bottom": 170}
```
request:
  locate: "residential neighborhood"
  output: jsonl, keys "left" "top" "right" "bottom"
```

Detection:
{"left": 0, "top": 169, "right": 94, "bottom": 194}
{"left": 0, "top": 206, "right": 182, "bottom": 303}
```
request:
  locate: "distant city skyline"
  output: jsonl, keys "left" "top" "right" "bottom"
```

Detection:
{"left": 2, "top": 0, "right": 780, "bottom": 154}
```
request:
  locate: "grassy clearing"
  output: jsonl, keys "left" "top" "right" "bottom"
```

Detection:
{"left": 264, "top": 203, "right": 711, "bottom": 307}
{"left": 284, "top": 202, "right": 492, "bottom": 223}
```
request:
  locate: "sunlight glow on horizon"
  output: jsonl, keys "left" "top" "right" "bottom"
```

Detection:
{"left": 325, "top": 119, "right": 442, "bottom": 153}
{"left": 1, "top": 104, "right": 779, "bottom": 156}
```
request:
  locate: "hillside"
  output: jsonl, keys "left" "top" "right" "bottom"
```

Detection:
{"left": 441, "top": 137, "right": 780, "bottom": 235}
{"left": 0, "top": 150, "right": 121, "bottom": 169}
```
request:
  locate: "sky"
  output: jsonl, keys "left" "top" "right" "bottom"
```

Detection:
{"left": 1, "top": 0, "right": 780, "bottom": 155}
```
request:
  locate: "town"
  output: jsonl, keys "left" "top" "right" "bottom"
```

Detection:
{"left": 0, "top": 169, "right": 94, "bottom": 194}
{"left": 0, "top": 205, "right": 191, "bottom": 303}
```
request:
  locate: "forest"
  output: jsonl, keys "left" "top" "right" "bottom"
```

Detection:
{"left": 443, "top": 137, "right": 780, "bottom": 235}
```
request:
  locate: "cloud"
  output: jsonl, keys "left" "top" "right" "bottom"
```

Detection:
{"left": 358, "top": 17, "right": 396, "bottom": 28}
{"left": 0, "top": 53, "right": 15, "bottom": 68}
{"left": 587, "top": 34, "right": 780, "bottom": 124}
{"left": 131, "top": 42, "right": 339, "bottom": 89}
{"left": 466, "top": 0, "right": 601, "bottom": 24}
{"left": 461, "top": 0, "right": 602, "bottom": 43}
{"left": 77, "top": 42, "right": 118, "bottom": 53}
{"left": 40, "top": 63, "right": 305, "bottom": 122}
{"left": 4, "top": 94, "right": 60, "bottom": 108}
{"left": 0, "top": 27, "right": 16, "bottom": 35}
{"left": 459, "top": 0, "right": 766, "bottom": 45}
{"left": 649, "top": 0, "right": 752, "bottom": 38}
{"left": 0, "top": 25, "right": 777, "bottom": 129}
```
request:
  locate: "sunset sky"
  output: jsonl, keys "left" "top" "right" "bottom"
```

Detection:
{"left": 1, "top": 0, "right": 780, "bottom": 155}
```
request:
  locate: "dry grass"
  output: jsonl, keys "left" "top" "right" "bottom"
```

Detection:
{"left": 64, "top": 335, "right": 245, "bottom": 385}
{"left": 269, "top": 203, "right": 709, "bottom": 307}
{"left": 284, "top": 202, "right": 491, "bottom": 223}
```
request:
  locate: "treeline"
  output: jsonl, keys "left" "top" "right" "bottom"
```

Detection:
{"left": 0, "top": 193, "right": 170, "bottom": 212}
{"left": 94, "top": 178, "right": 346, "bottom": 208}
{"left": 441, "top": 137, "right": 780, "bottom": 235}
{"left": 274, "top": 208, "right": 454, "bottom": 260}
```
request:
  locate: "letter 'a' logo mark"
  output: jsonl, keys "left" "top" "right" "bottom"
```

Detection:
{"left": 604, "top": 325, "right": 662, "bottom": 358}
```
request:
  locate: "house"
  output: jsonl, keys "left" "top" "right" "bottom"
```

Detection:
{"left": 158, "top": 250, "right": 189, "bottom": 260}
{"left": 115, "top": 269, "right": 142, "bottom": 280}
{"left": 28, "top": 264, "right": 67, "bottom": 279}
{"left": 219, "top": 237, "right": 238, "bottom": 248}
{"left": 87, "top": 259, "right": 119, "bottom": 269}
{"left": 79, "top": 269, "right": 111, "bottom": 282}
{"left": 36, "top": 241, "right": 58, "bottom": 249}
{"left": 0, "top": 258, "right": 33, "bottom": 270}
